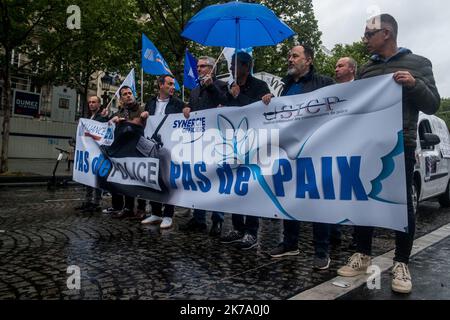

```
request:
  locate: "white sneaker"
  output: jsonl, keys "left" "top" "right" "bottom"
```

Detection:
{"left": 337, "top": 253, "right": 371, "bottom": 277}
{"left": 160, "top": 217, "right": 173, "bottom": 229}
{"left": 392, "top": 262, "right": 412, "bottom": 294}
{"left": 141, "top": 214, "right": 163, "bottom": 225}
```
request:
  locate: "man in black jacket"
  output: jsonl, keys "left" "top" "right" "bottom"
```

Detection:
{"left": 109, "top": 86, "right": 150, "bottom": 220}
{"left": 140, "top": 75, "right": 185, "bottom": 229}
{"left": 225, "top": 52, "right": 270, "bottom": 107}
{"left": 220, "top": 52, "right": 271, "bottom": 250}
{"left": 262, "top": 45, "right": 336, "bottom": 271}
{"left": 180, "top": 56, "right": 227, "bottom": 236}
{"left": 337, "top": 14, "right": 440, "bottom": 294}
{"left": 75, "top": 95, "right": 108, "bottom": 213}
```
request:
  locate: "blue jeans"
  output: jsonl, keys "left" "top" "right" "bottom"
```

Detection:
{"left": 193, "top": 209, "right": 224, "bottom": 224}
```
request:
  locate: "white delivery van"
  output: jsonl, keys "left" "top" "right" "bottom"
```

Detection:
{"left": 413, "top": 112, "right": 450, "bottom": 214}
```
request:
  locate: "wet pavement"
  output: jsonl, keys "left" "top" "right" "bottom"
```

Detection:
{"left": 1, "top": 185, "right": 450, "bottom": 300}
{"left": 340, "top": 235, "right": 450, "bottom": 300}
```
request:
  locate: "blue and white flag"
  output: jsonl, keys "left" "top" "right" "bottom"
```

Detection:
{"left": 141, "top": 33, "right": 180, "bottom": 90}
{"left": 114, "top": 68, "right": 136, "bottom": 98}
{"left": 183, "top": 49, "right": 199, "bottom": 90}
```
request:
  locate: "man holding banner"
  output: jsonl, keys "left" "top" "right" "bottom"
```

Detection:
{"left": 220, "top": 52, "right": 271, "bottom": 250}
{"left": 74, "top": 95, "right": 108, "bottom": 214}
{"left": 180, "top": 55, "right": 227, "bottom": 236}
{"left": 337, "top": 14, "right": 440, "bottom": 294}
{"left": 262, "top": 45, "right": 335, "bottom": 270}
{"left": 109, "top": 86, "right": 149, "bottom": 219}
{"left": 140, "top": 75, "right": 185, "bottom": 229}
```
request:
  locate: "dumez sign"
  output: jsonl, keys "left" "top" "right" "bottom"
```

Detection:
{"left": 74, "top": 74, "right": 408, "bottom": 232}
{"left": 13, "top": 90, "right": 40, "bottom": 117}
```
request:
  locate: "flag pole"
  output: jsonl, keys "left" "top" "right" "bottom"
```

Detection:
{"left": 182, "top": 85, "right": 185, "bottom": 103}
{"left": 103, "top": 95, "right": 116, "bottom": 117}
{"left": 209, "top": 48, "right": 225, "bottom": 77}
{"left": 140, "top": 68, "right": 144, "bottom": 105}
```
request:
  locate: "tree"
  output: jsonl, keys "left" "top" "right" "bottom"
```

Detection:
{"left": 136, "top": 0, "right": 323, "bottom": 95}
{"left": 0, "top": 0, "right": 70, "bottom": 173}
{"left": 253, "top": 0, "right": 322, "bottom": 76}
{"left": 437, "top": 98, "right": 450, "bottom": 128}
{"left": 40, "top": 0, "right": 141, "bottom": 117}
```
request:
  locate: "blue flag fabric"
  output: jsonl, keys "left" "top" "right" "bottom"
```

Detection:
{"left": 183, "top": 49, "right": 199, "bottom": 90}
{"left": 114, "top": 68, "right": 137, "bottom": 98}
{"left": 141, "top": 34, "right": 180, "bottom": 90}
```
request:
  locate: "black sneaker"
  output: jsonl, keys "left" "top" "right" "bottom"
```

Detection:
{"left": 179, "top": 218, "right": 207, "bottom": 232}
{"left": 220, "top": 230, "right": 244, "bottom": 244}
{"left": 268, "top": 243, "right": 300, "bottom": 258}
{"left": 313, "top": 255, "right": 331, "bottom": 270}
{"left": 237, "top": 233, "right": 258, "bottom": 250}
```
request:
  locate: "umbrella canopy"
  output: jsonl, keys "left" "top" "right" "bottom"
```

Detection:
{"left": 181, "top": 1, "right": 295, "bottom": 49}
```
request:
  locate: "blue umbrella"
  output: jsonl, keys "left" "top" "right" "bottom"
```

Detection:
{"left": 181, "top": 1, "right": 294, "bottom": 81}
{"left": 181, "top": 1, "right": 295, "bottom": 49}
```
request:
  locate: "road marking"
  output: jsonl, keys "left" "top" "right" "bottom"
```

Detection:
{"left": 289, "top": 222, "right": 450, "bottom": 300}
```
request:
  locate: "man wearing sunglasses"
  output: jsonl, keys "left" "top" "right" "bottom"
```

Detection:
{"left": 181, "top": 56, "right": 227, "bottom": 236}
{"left": 337, "top": 14, "right": 440, "bottom": 294}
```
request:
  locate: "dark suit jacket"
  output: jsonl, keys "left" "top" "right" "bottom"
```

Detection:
{"left": 224, "top": 75, "right": 271, "bottom": 107}
{"left": 145, "top": 96, "right": 185, "bottom": 115}
{"left": 189, "top": 79, "right": 228, "bottom": 111}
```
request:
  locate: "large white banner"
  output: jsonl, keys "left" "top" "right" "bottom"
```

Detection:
{"left": 74, "top": 74, "right": 408, "bottom": 232}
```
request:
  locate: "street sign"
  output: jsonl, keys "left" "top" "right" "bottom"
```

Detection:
{"left": 13, "top": 89, "right": 40, "bottom": 117}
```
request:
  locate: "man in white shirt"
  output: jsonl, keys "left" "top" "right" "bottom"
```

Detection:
{"left": 140, "top": 75, "right": 185, "bottom": 229}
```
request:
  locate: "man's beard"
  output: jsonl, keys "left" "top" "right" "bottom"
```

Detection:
{"left": 287, "top": 67, "right": 297, "bottom": 76}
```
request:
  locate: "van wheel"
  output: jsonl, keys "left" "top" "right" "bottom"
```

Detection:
{"left": 412, "top": 182, "right": 419, "bottom": 215}
{"left": 438, "top": 181, "right": 450, "bottom": 208}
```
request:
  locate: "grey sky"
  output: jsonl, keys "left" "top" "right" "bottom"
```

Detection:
{"left": 312, "top": 0, "right": 450, "bottom": 98}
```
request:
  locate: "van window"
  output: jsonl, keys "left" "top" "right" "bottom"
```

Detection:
{"left": 419, "top": 120, "right": 434, "bottom": 150}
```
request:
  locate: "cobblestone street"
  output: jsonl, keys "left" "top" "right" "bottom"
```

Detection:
{"left": 1, "top": 185, "right": 450, "bottom": 300}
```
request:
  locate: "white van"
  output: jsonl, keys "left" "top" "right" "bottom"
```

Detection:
{"left": 413, "top": 113, "right": 450, "bottom": 213}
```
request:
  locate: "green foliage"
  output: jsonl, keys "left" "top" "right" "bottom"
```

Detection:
{"left": 41, "top": 0, "right": 141, "bottom": 92}
{"left": 0, "top": 0, "right": 69, "bottom": 75}
{"left": 437, "top": 98, "right": 450, "bottom": 128}
{"left": 253, "top": 0, "right": 322, "bottom": 76}
{"left": 439, "top": 98, "right": 450, "bottom": 111}
{"left": 2, "top": 0, "right": 325, "bottom": 102}
{"left": 137, "top": 0, "right": 322, "bottom": 91}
